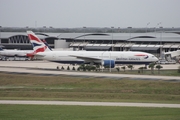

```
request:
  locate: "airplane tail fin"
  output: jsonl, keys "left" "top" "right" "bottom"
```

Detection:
{"left": 42, "top": 40, "right": 52, "bottom": 51}
{"left": 27, "top": 31, "right": 51, "bottom": 58}
{"left": 27, "top": 31, "right": 51, "bottom": 53}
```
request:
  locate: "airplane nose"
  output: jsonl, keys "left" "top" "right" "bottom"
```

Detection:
{"left": 155, "top": 57, "right": 159, "bottom": 62}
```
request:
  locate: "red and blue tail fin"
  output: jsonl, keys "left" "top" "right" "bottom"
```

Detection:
{"left": 27, "top": 31, "right": 51, "bottom": 53}
{"left": 42, "top": 40, "right": 52, "bottom": 51}
{"left": 27, "top": 31, "right": 51, "bottom": 58}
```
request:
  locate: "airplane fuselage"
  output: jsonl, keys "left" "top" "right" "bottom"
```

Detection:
{"left": 0, "top": 50, "right": 33, "bottom": 57}
{"left": 36, "top": 51, "right": 158, "bottom": 65}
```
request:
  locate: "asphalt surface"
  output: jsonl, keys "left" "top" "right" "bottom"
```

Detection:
{"left": 0, "top": 60, "right": 179, "bottom": 70}
{"left": 0, "top": 100, "right": 180, "bottom": 108}
{"left": 0, "top": 61, "right": 180, "bottom": 80}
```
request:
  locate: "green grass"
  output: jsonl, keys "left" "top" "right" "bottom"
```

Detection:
{"left": 0, "top": 73, "right": 180, "bottom": 103}
{"left": 0, "top": 104, "right": 179, "bottom": 120}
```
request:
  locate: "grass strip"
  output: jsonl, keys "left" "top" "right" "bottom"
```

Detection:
{"left": 0, "top": 104, "right": 179, "bottom": 120}
{"left": 0, "top": 73, "right": 180, "bottom": 103}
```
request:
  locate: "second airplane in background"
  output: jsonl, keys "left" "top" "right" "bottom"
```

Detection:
{"left": 0, "top": 47, "right": 33, "bottom": 60}
{"left": 27, "top": 31, "right": 158, "bottom": 68}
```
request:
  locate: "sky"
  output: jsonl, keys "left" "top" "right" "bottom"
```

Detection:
{"left": 0, "top": 0, "right": 180, "bottom": 28}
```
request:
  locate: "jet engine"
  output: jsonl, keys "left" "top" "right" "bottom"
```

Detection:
{"left": 102, "top": 60, "right": 115, "bottom": 68}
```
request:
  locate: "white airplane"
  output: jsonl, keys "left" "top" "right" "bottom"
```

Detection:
{"left": 0, "top": 47, "right": 33, "bottom": 60}
{"left": 0, "top": 35, "right": 51, "bottom": 60}
{"left": 27, "top": 31, "right": 158, "bottom": 68}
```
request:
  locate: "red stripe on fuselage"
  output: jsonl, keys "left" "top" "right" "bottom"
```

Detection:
{"left": 26, "top": 53, "right": 34, "bottom": 58}
{"left": 135, "top": 54, "right": 147, "bottom": 56}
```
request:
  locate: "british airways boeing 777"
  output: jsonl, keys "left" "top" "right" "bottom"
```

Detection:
{"left": 27, "top": 31, "right": 158, "bottom": 68}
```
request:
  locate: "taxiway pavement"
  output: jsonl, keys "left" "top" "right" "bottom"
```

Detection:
{"left": 0, "top": 100, "right": 180, "bottom": 108}
{"left": 0, "top": 60, "right": 179, "bottom": 70}
{"left": 0, "top": 61, "right": 180, "bottom": 80}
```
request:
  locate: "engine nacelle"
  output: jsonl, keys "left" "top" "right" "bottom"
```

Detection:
{"left": 102, "top": 60, "right": 115, "bottom": 68}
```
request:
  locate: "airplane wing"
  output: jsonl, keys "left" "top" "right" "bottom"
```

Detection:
{"left": 69, "top": 55, "right": 115, "bottom": 67}
{"left": 69, "top": 55, "right": 102, "bottom": 62}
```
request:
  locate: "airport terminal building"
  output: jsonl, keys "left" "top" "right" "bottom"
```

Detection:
{"left": 0, "top": 31, "right": 180, "bottom": 59}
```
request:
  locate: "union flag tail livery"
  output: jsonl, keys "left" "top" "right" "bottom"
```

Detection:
{"left": 42, "top": 39, "right": 52, "bottom": 51}
{"left": 27, "top": 31, "right": 51, "bottom": 58}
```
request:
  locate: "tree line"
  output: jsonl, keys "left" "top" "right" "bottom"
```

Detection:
{"left": 1, "top": 27, "right": 180, "bottom": 33}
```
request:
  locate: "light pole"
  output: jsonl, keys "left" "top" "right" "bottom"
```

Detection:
{"left": 43, "top": 26, "right": 46, "bottom": 33}
{"left": 118, "top": 27, "right": 120, "bottom": 33}
{"left": 83, "top": 26, "right": 86, "bottom": 50}
{"left": 101, "top": 51, "right": 107, "bottom": 72}
{"left": 159, "top": 26, "right": 163, "bottom": 59}
{"left": 155, "top": 22, "right": 161, "bottom": 37}
{"left": 0, "top": 26, "right": 1, "bottom": 44}
{"left": 111, "top": 27, "right": 114, "bottom": 51}
{"left": 127, "top": 27, "right": 132, "bottom": 50}
{"left": 110, "top": 27, "right": 114, "bottom": 73}
{"left": 128, "top": 27, "right": 132, "bottom": 38}
{"left": 146, "top": 22, "right": 150, "bottom": 33}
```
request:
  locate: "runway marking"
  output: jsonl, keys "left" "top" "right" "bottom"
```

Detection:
{"left": 0, "top": 100, "right": 180, "bottom": 108}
